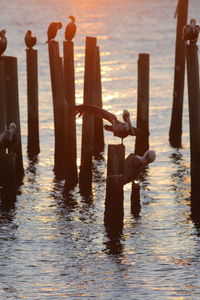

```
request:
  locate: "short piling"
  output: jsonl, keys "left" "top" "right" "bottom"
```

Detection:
{"left": 186, "top": 44, "right": 200, "bottom": 216}
{"left": 0, "top": 153, "right": 16, "bottom": 204}
{"left": 63, "top": 40, "right": 78, "bottom": 189}
{"left": 104, "top": 144, "right": 125, "bottom": 226}
{"left": 93, "top": 46, "right": 104, "bottom": 156}
{"left": 26, "top": 48, "right": 40, "bottom": 157}
{"left": 48, "top": 41, "right": 68, "bottom": 179}
{"left": 169, "top": 0, "right": 188, "bottom": 147}
{"left": 135, "top": 53, "right": 149, "bottom": 156}
{"left": 79, "top": 37, "right": 97, "bottom": 185}
{"left": 4, "top": 56, "right": 24, "bottom": 181}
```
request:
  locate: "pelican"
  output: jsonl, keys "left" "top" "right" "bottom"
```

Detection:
{"left": 123, "top": 150, "right": 156, "bottom": 185}
{"left": 65, "top": 16, "right": 76, "bottom": 41}
{"left": 69, "top": 104, "right": 142, "bottom": 143}
{"left": 182, "top": 18, "right": 200, "bottom": 45}
{"left": 0, "top": 29, "right": 7, "bottom": 55}
{"left": 24, "top": 30, "right": 37, "bottom": 49}
{"left": 45, "top": 22, "right": 62, "bottom": 44}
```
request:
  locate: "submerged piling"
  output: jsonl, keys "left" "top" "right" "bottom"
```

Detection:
{"left": 48, "top": 41, "right": 68, "bottom": 179}
{"left": 63, "top": 40, "right": 78, "bottom": 190}
{"left": 26, "top": 48, "right": 40, "bottom": 157}
{"left": 135, "top": 53, "right": 149, "bottom": 156}
{"left": 169, "top": 0, "right": 188, "bottom": 147}
{"left": 104, "top": 144, "right": 125, "bottom": 226}
{"left": 79, "top": 37, "right": 97, "bottom": 185}
{"left": 4, "top": 56, "right": 24, "bottom": 181}
{"left": 0, "top": 153, "right": 16, "bottom": 204}
{"left": 186, "top": 44, "right": 200, "bottom": 216}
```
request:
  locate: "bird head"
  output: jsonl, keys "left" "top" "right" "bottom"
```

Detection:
{"left": 57, "top": 22, "right": 62, "bottom": 29}
{"left": 68, "top": 16, "right": 75, "bottom": 22}
{"left": 0, "top": 29, "right": 6, "bottom": 37}
{"left": 27, "top": 30, "right": 32, "bottom": 35}
{"left": 190, "top": 18, "right": 196, "bottom": 28}
{"left": 143, "top": 150, "right": 156, "bottom": 165}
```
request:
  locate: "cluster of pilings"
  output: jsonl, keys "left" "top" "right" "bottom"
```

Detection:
{"left": 169, "top": 0, "right": 200, "bottom": 218}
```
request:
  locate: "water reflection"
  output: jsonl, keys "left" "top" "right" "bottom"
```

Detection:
{"left": 104, "top": 216, "right": 124, "bottom": 257}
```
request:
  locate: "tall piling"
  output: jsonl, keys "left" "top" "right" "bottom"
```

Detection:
{"left": 79, "top": 37, "right": 97, "bottom": 186}
{"left": 104, "top": 144, "right": 125, "bottom": 227}
{"left": 26, "top": 48, "right": 40, "bottom": 157}
{"left": 0, "top": 57, "right": 6, "bottom": 134}
{"left": 4, "top": 56, "right": 24, "bottom": 181}
{"left": 93, "top": 46, "right": 104, "bottom": 156}
{"left": 135, "top": 53, "right": 149, "bottom": 156}
{"left": 186, "top": 44, "right": 200, "bottom": 217}
{"left": 169, "top": 0, "right": 188, "bottom": 147}
{"left": 63, "top": 40, "right": 78, "bottom": 190}
{"left": 48, "top": 41, "right": 68, "bottom": 179}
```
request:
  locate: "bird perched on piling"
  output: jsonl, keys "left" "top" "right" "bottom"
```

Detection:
{"left": 45, "top": 22, "right": 62, "bottom": 44}
{"left": 65, "top": 16, "right": 76, "bottom": 41}
{"left": 69, "top": 104, "right": 142, "bottom": 143}
{"left": 123, "top": 150, "right": 156, "bottom": 185}
{"left": 0, "top": 29, "right": 7, "bottom": 55}
{"left": 24, "top": 30, "right": 37, "bottom": 49}
{"left": 182, "top": 18, "right": 200, "bottom": 45}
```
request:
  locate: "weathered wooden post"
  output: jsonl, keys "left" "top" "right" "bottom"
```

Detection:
{"left": 48, "top": 41, "right": 68, "bottom": 179}
{"left": 93, "top": 46, "right": 104, "bottom": 156}
{"left": 104, "top": 144, "right": 125, "bottom": 226}
{"left": 63, "top": 40, "right": 78, "bottom": 190}
{"left": 26, "top": 48, "right": 40, "bottom": 157}
{"left": 131, "top": 183, "right": 141, "bottom": 217}
{"left": 4, "top": 56, "right": 24, "bottom": 181}
{"left": 79, "top": 37, "right": 97, "bottom": 186}
{"left": 186, "top": 44, "right": 200, "bottom": 217}
{"left": 135, "top": 53, "right": 149, "bottom": 156}
{"left": 0, "top": 57, "right": 6, "bottom": 135}
{"left": 169, "top": 0, "right": 188, "bottom": 147}
{"left": 0, "top": 153, "right": 16, "bottom": 204}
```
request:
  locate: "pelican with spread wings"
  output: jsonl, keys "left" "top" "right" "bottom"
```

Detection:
{"left": 69, "top": 104, "right": 141, "bottom": 143}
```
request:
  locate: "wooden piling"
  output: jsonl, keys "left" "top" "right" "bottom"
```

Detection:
{"left": 104, "top": 144, "right": 125, "bottom": 225}
{"left": 135, "top": 53, "right": 149, "bottom": 156}
{"left": 63, "top": 40, "right": 78, "bottom": 190}
{"left": 93, "top": 46, "right": 104, "bottom": 156}
{"left": 26, "top": 48, "right": 40, "bottom": 157}
{"left": 131, "top": 183, "right": 141, "bottom": 217}
{"left": 48, "top": 41, "right": 68, "bottom": 179}
{"left": 169, "top": 0, "right": 188, "bottom": 147}
{"left": 0, "top": 57, "right": 6, "bottom": 134}
{"left": 79, "top": 37, "right": 97, "bottom": 184}
{"left": 186, "top": 44, "right": 200, "bottom": 215}
{"left": 4, "top": 56, "right": 24, "bottom": 181}
{"left": 0, "top": 153, "right": 16, "bottom": 204}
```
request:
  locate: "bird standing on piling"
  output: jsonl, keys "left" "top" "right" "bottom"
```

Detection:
{"left": 24, "top": 30, "right": 37, "bottom": 49}
{"left": 182, "top": 18, "right": 200, "bottom": 45}
{"left": 0, "top": 29, "right": 7, "bottom": 55}
{"left": 69, "top": 104, "right": 142, "bottom": 143}
{"left": 65, "top": 16, "right": 76, "bottom": 41}
{"left": 45, "top": 22, "right": 62, "bottom": 44}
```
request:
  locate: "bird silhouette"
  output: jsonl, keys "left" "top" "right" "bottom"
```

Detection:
{"left": 0, "top": 29, "right": 7, "bottom": 55}
{"left": 65, "top": 16, "right": 76, "bottom": 41}
{"left": 69, "top": 104, "right": 142, "bottom": 143}
{"left": 45, "top": 22, "right": 62, "bottom": 44}
{"left": 182, "top": 18, "right": 200, "bottom": 45}
{"left": 24, "top": 30, "right": 37, "bottom": 49}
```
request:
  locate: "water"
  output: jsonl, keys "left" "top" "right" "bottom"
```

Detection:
{"left": 0, "top": 0, "right": 200, "bottom": 298}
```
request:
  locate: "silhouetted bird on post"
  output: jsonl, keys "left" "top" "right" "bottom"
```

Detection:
{"left": 24, "top": 30, "right": 37, "bottom": 49}
{"left": 69, "top": 104, "right": 142, "bottom": 143}
{"left": 65, "top": 16, "right": 76, "bottom": 41}
{"left": 45, "top": 22, "right": 62, "bottom": 44}
{"left": 182, "top": 18, "right": 200, "bottom": 45}
{"left": 0, "top": 29, "right": 7, "bottom": 55}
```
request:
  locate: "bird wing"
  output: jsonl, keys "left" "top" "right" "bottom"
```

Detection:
{"left": 69, "top": 104, "right": 118, "bottom": 124}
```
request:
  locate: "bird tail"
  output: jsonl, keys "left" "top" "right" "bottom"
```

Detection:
{"left": 104, "top": 125, "right": 113, "bottom": 132}
{"left": 44, "top": 40, "right": 49, "bottom": 44}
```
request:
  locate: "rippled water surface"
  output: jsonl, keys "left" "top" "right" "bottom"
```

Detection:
{"left": 1, "top": 0, "right": 200, "bottom": 299}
